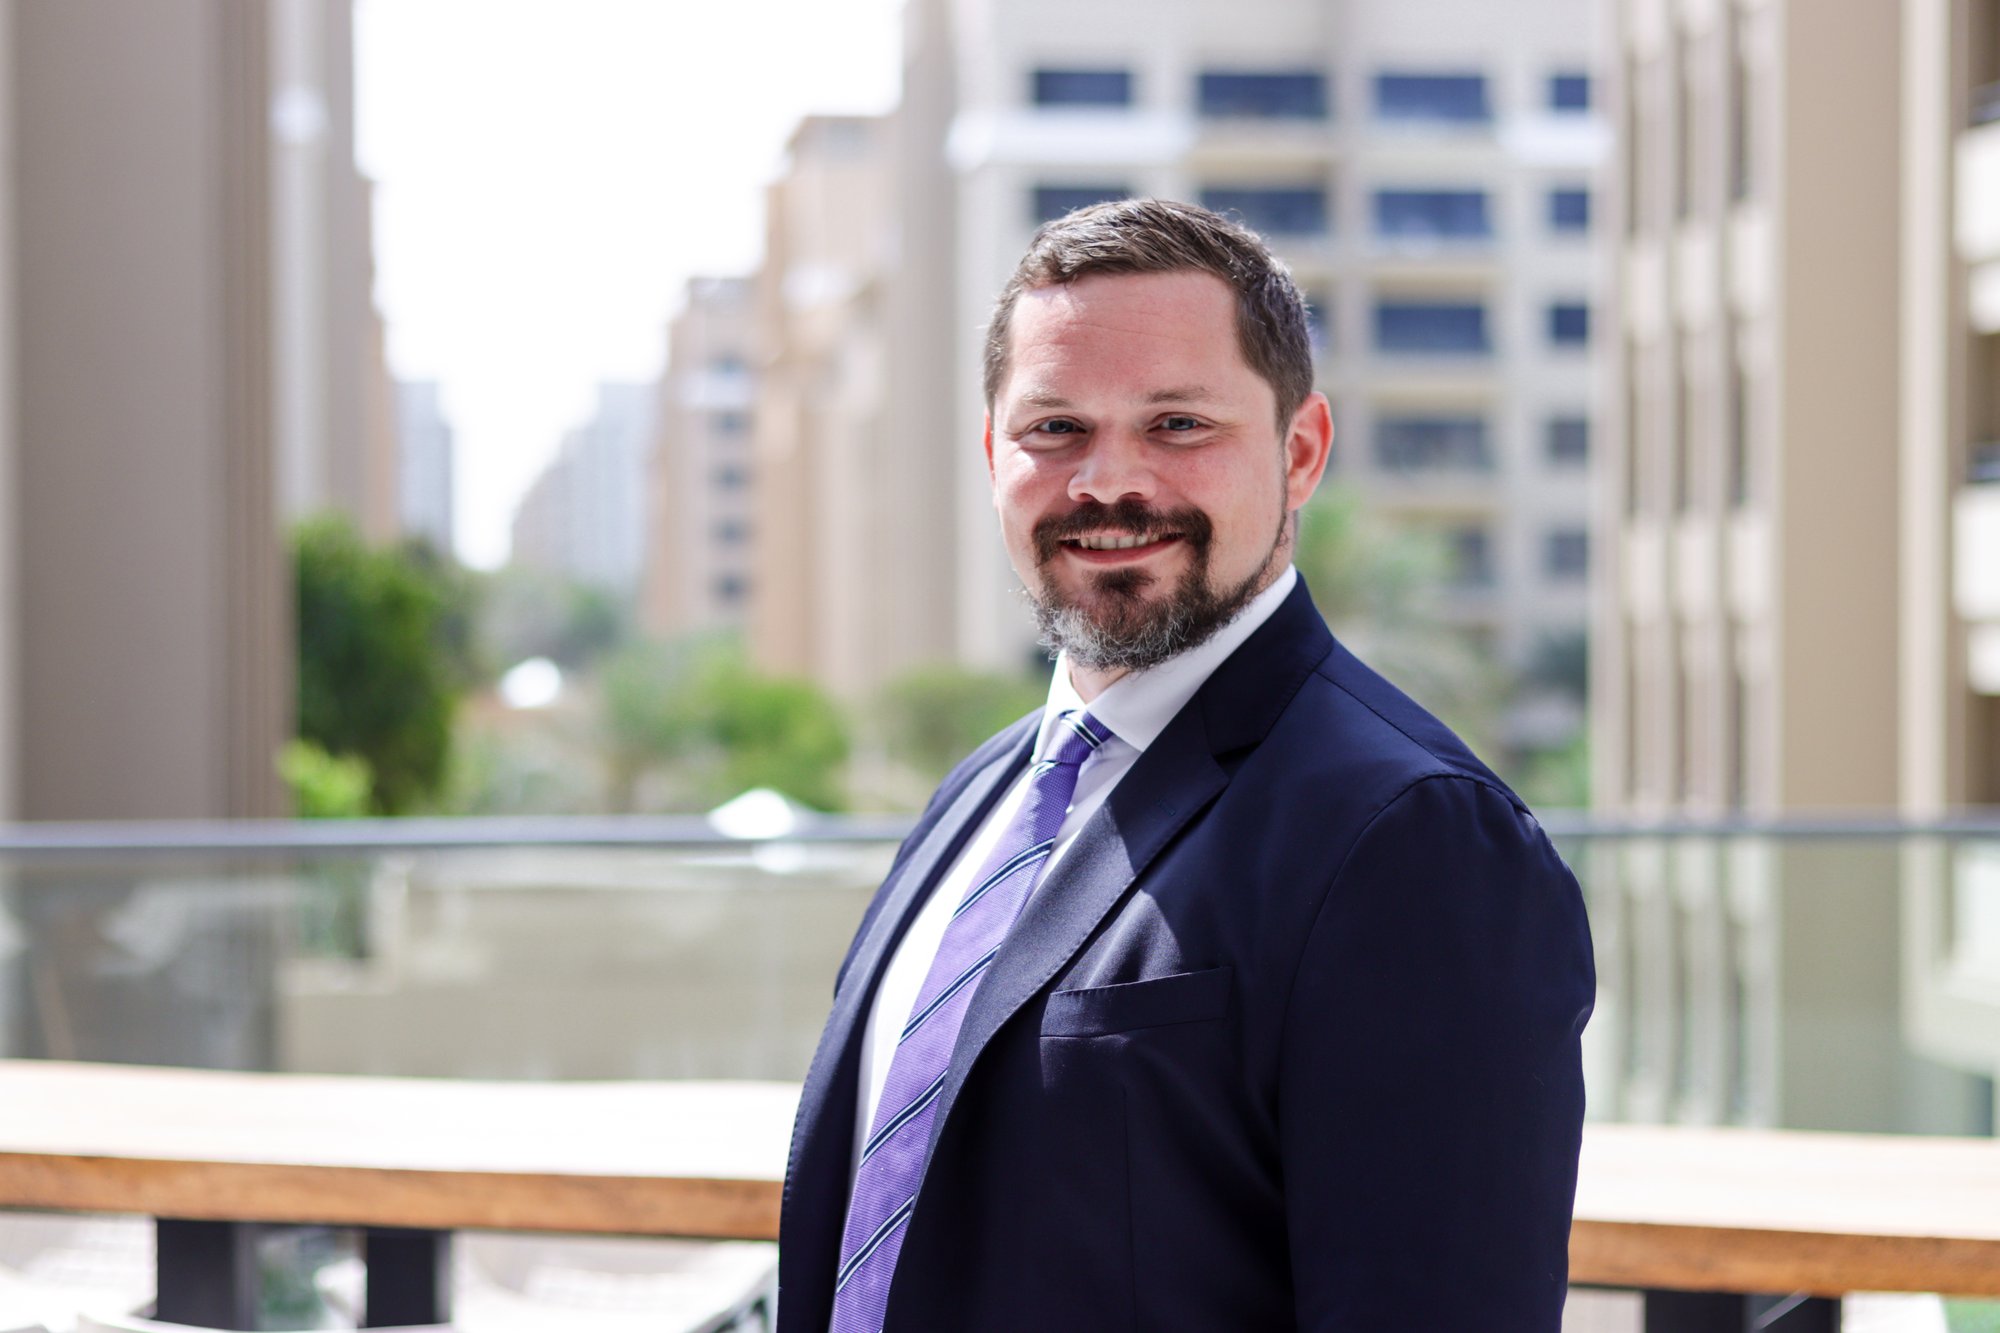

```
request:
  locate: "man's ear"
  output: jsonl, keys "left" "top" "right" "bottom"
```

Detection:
{"left": 1284, "top": 392, "right": 1334, "bottom": 511}
{"left": 983, "top": 412, "right": 996, "bottom": 484}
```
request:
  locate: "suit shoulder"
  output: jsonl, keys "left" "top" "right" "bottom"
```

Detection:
{"left": 1272, "top": 638, "right": 1527, "bottom": 816}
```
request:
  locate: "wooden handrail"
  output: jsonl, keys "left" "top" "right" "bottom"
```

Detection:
{"left": 2, "top": 1061, "right": 1998, "bottom": 1299}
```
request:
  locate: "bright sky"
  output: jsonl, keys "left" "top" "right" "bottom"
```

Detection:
{"left": 355, "top": 0, "right": 905, "bottom": 568}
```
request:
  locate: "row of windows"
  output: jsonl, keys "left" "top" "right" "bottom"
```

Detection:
{"left": 1438, "top": 526, "right": 1590, "bottom": 587}
{"left": 1372, "top": 301, "right": 1590, "bottom": 354}
{"left": 1371, "top": 415, "right": 1590, "bottom": 471}
{"left": 1031, "top": 185, "right": 1590, "bottom": 237}
{"left": 1032, "top": 68, "right": 1593, "bottom": 120}
{"left": 1299, "top": 298, "right": 1590, "bottom": 355}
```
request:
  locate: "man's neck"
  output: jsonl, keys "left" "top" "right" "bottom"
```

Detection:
{"left": 1066, "top": 662, "right": 1128, "bottom": 703}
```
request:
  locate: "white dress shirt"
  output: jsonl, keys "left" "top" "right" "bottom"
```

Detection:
{"left": 851, "top": 565, "right": 1300, "bottom": 1175}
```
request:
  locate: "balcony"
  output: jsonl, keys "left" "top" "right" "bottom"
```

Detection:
{"left": 0, "top": 818, "right": 1996, "bottom": 1329}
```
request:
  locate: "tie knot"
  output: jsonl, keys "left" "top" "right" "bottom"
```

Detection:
{"left": 1044, "top": 710, "right": 1110, "bottom": 769}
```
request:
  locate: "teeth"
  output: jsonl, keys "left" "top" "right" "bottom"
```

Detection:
{"left": 1076, "top": 533, "right": 1159, "bottom": 550}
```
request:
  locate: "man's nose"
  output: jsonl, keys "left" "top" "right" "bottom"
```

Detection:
{"left": 1067, "top": 429, "right": 1156, "bottom": 505}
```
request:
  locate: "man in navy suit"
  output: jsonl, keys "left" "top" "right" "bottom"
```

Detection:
{"left": 780, "top": 198, "right": 1595, "bottom": 1331}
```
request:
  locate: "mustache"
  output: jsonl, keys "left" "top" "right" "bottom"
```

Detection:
{"left": 1032, "top": 499, "right": 1214, "bottom": 564}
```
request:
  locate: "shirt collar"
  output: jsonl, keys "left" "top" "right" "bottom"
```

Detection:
{"left": 1033, "top": 564, "right": 1298, "bottom": 762}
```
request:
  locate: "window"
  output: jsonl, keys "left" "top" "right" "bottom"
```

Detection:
{"left": 713, "top": 463, "right": 750, "bottom": 490}
{"left": 1374, "top": 190, "right": 1492, "bottom": 240}
{"left": 1545, "top": 528, "right": 1590, "bottom": 579}
{"left": 1549, "top": 72, "right": 1592, "bottom": 112}
{"left": 1446, "top": 526, "right": 1495, "bottom": 587}
{"left": 1546, "top": 415, "right": 1589, "bottom": 464}
{"left": 1374, "top": 74, "right": 1491, "bottom": 124}
{"left": 1374, "top": 415, "right": 1492, "bottom": 471}
{"left": 1032, "top": 184, "right": 1131, "bottom": 223}
{"left": 1033, "top": 68, "right": 1133, "bottom": 107}
{"left": 714, "top": 573, "right": 748, "bottom": 605}
{"left": 713, "top": 411, "right": 749, "bottom": 437}
{"left": 1197, "top": 71, "right": 1328, "bottom": 119}
{"left": 1548, "top": 302, "right": 1590, "bottom": 347}
{"left": 1373, "top": 300, "right": 1490, "bottom": 354}
{"left": 714, "top": 518, "right": 749, "bottom": 545}
{"left": 1198, "top": 187, "right": 1329, "bottom": 236}
{"left": 1548, "top": 188, "right": 1591, "bottom": 233}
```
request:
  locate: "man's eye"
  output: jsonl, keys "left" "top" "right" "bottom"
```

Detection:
{"left": 1033, "top": 419, "right": 1084, "bottom": 436}
{"left": 1158, "top": 415, "right": 1203, "bottom": 432}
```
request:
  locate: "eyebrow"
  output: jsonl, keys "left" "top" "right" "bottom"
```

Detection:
{"left": 1012, "top": 385, "right": 1220, "bottom": 410}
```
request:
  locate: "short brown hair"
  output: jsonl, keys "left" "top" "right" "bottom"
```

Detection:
{"left": 982, "top": 197, "right": 1316, "bottom": 427}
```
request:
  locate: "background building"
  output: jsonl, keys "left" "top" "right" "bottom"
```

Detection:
{"left": 748, "top": 115, "right": 938, "bottom": 698}
{"left": 395, "top": 378, "right": 456, "bottom": 556}
{"left": 1905, "top": 0, "right": 2000, "bottom": 814}
{"left": 271, "top": 0, "right": 403, "bottom": 543}
{"left": 0, "top": 0, "right": 293, "bottom": 819}
{"left": 923, "top": 0, "right": 1606, "bottom": 743}
{"left": 509, "top": 382, "right": 654, "bottom": 598}
{"left": 1596, "top": 0, "right": 1902, "bottom": 817}
{"left": 641, "top": 277, "right": 757, "bottom": 639}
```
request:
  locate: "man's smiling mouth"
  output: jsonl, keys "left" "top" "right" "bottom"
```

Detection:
{"left": 1063, "top": 532, "right": 1183, "bottom": 552}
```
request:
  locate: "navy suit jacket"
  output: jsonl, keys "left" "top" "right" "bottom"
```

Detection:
{"left": 779, "top": 580, "right": 1595, "bottom": 1331}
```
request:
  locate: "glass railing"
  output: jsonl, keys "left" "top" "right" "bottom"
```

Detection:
{"left": 3, "top": 814, "right": 1995, "bottom": 1130}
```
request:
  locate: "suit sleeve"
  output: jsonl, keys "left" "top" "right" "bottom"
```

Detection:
{"left": 1279, "top": 775, "right": 1595, "bottom": 1332}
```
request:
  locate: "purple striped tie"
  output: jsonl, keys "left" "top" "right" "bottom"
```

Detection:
{"left": 829, "top": 709, "right": 1110, "bottom": 1333}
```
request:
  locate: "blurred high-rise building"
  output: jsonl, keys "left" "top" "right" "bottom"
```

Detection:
{"left": 395, "top": 379, "right": 456, "bottom": 557}
{"left": 0, "top": 0, "right": 292, "bottom": 818}
{"left": 911, "top": 0, "right": 1605, "bottom": 722}
{"left": 1904, "top": 0, "right": 2000, "bottom": 814}
{"left": 641, "top": 277, "right": 757, "bottom": 639}
{"left": 509, "top": 383, "right": 655, "bottom": 598}
{"left": 750, "top": 114, "right": 961, "bottom": 697}
{"left": 271, "top": 0, "right": 402, "bottom": 543}
{"left": 1597, "top": 0, "right": 1903, "bottom": 816}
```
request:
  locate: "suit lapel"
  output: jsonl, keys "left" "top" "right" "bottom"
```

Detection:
{"left": 780, "top": 721, "right": 1035, "bottom": 1326}
{"left": 925, "top": 704, "right": 1228, "bottom": 1154}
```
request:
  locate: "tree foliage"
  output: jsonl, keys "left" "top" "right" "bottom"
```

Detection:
{"left": 293, "top": 515, "right": 468, "bottom": 814}
{"left": 598, "top": 639, "right": 850, "bottom": 812}
{"left": 1293, "top": 485, "right": 1509, "bottom": 755}
{"left": 875, "top": 666, "right": 1046, "bottom": 787}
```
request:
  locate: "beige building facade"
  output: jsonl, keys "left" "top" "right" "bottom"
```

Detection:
{"left": 1597, "top": 0, "right": 1903, "bottom": 817}
{"left": 1905, "top": 0, "right": 2000, "bottom": 813}
{"left": 271, "top": 0, "right": 402, "bottom": 544}
{"left": 641, "top": 277, "right": 757, "bottom": 639}
{"left": 0, "top": 0, "right": 292, "bottom": 819}
{"left": 748, "top": 114, "right": 957, "bottom": 697}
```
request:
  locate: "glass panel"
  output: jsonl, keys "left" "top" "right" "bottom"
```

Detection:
{"left": 1545, "top": 527, "right": 1590, "bottom": 579}
{"left": 1374, "top": 73, "right": 1491, "bottom": 123}
{"left": 1197, "top": 186, "right": 1329, "bottom": 236}
{"left": 1373, "top": 300, "right": 1490, "bottom": 354}
{"left": 1548, "top": 301, "right": 1591, "bottom": 346}
{"left": 1031, "top": 184, "right": 1131, "bottom": 223}
{"left": 1374, "top": 415, "right": 1492, "bottom": 471}
{"left": 1, "top": 827, "right": 1995, "bottom": 1137}
{"left": 1549, "top": 187, "right": 1591, "bottom": 232}
{"left": 1197, "top": 71, "right": 1328, "bottom": 119}
{"left": 1550, "top": 72, "right": 1592, "bottom": 112}
{"left": 1033, "top": 68, "right": 1133, "bottom": 108}
{"left": 1547, "top": 415, "right": 1590, "bottom": 464}
{"left": 1373, "top": 189, "right": 1492, "bottom": 240}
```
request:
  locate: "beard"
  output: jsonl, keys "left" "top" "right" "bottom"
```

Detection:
{"left": 1026, "top": 497, "right": 1287, "bottom": 673}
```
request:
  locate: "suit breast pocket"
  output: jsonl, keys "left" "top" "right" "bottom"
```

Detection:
{"left": 1041, "top": 965, "right": 1233, "bottom": 1038}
